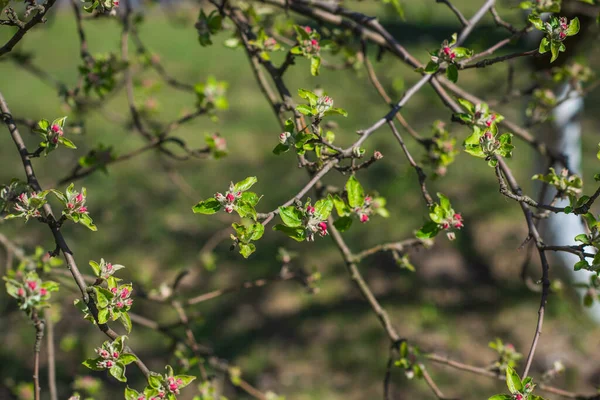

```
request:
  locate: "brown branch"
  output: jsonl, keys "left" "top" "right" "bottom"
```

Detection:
{"left": 31, "top": 310, "right": 45, "bottom": 400}
{"left": 0, "top": 91, "right": 151, "bottom": 378}
{"left": 45, "top": 309, "right": 58, "bottom": 400}
{"left": 0, "top": 0, "right": 58, "bottom": 57}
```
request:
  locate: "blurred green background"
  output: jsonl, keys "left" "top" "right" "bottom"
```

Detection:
{"left": 1, "top": 0, "right": 600, "bottom": 399}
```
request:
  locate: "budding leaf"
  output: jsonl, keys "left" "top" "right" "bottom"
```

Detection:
{"left": 488, "top": 396, "right": 513, "bottom": 400}
{"left": 234, "top": 176, "right": 257, "bottom": 192}
{"left": 273, "top": 224, "right": 305, "bottom": 241}
{"left": 506, "top": 366, "right": 523, "bottom": 394}
{"left": 574, "top": 260, "right": 589, "bottom": 271}
{"left": 311, "top": 56, "right": 321, "bottom": 76}
{"left": 82, "top": 358, "right": 103, "bottom": 371}
{"left": 192, "top": 198, "right": 221, "bottom": 214}
{"left": 333, "top": 216, "right": 353, "bottom": 232}
{"left": 296, "top": 104, "right": 314, "bottom": 116}
{"left": 120, "top": 312, "right": 132, "bottom": 334}
{"left": 346, "top": 176, "right": 365, "bottom": 208}
{"left": 314, "top": 196, "right": 334, "bottom": 221}
{"left": 446, "top": 64, "right": 459, "bottom": 83}
{"left": 416, "top": 221, "right": 440, "bottom": 239}
{"left": 567, "top": 17, "right": 580, "bottom": 36}
{"left": 279, "top": 206, "right": 303, "bottom": 227}
{"left": 298, "top": 89, "right": 318, "bottom": 106}
{"left": 109, "top": 362, "right": 127, "bottom": 382}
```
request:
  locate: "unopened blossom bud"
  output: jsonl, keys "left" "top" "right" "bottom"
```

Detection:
{"left": 359, "top": 214, "right": 369, "bottom": 223}
{"left": 67, "top": 203, "right": 74, "bottom": 209}
{"left": 125, "top": 298, "right": 133, "bottom": 306}
{"left": 226, "top": 193, "right": 235, "bottom": 202}
{"left": 112, "top": 351, "right": 119, "bottom": 358}
{"left": 105, "top": 360, "right": 113, "bottom": 368}
{"left": 374, "top": 151, "right": 383, "bottom": 160}
{"left": 224, "top": 204, "right": 234, "bottom": 213}
{"left": 235, "top": 191, "right": 242, "bottom": 198}
{"left": 264, "top": 37, "right": 277, "bottom": 50}
{"left": 18, "top": 193, "right": 27, "bottom": 203}
{"left": 559, "top": 17, "right": 568, "bottom": 30}
{"left": 51, "top": 124, "right": 62, "bottom": 134}
{"left": 479, "top": 131, "right": 498, "bottom": 154}
{"left": 514, "top": 394, "right": 523, "bottom": 400}
{"left": 116, "top": 301, "right": 124, "bottom": 308}
{"left": 75, "top": 193, "right": 84, "bottom": 203}
{"left": 318, "top": 222, "right": 328, "bottom": 236}
{"left": 17, "top": 287, "right": 25, "bottom": 297}
{"left": 120, "top": 287, "right": 130, "bottom": 299}
{"left": 316, "top": 95, "right": 333, "bottom": 116}
{"left": 306, "top": 205, "right": 315, "bottom": 214}
{"left": 106, "top": 263, "right": 113, "bottom": 271}
{"left": 51, "top": 136, "right": 59, "bottom": 144}
{"left": 279, "top": 132, "right": 290, "bottom": 144}
{"left": 111, "top": 287, "right": 118, "bottom": 294}
{"left": 442, "top": 222, "right": 450, "bottom": 230}
{"left": 78, "top": 206, "right": 88, "bottom": 213}
{"left": 304, "top": 26, "right": 312, "bottom": 33}
{"left": 446, "top": 231, "right": 456, "bottom": 241}
{"left": 27, "top": 281, "right": 37, "bottom": 290}
{"left": 113, "top": 0, "right": 119, "bottom": 6}
{"left": 364, "top": 196, "right": 372, "bottom": 204}
{"left": 215, "top": 192, "right": 225, "bottom": 202}
{"left": 40, "top": 288, "right": 48, "bottom": 296}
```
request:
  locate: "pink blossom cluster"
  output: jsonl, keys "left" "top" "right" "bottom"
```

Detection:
{"left": 215, "top": 189, "right": 242, "bottom": 213}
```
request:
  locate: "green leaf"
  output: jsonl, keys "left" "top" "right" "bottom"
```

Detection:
{"left": 422, "top": 60, "right": 440, "bottom": 74}
{"left": 120, "top": 312, "right": 132, "bottom": 334}
{"left": 273, "top": 143, "right": 290, "bottom": 155}
{"left": 37, "top": 119, "right": 50, "bottom": 131}
{"left": 89, "top": 260, "right": 101, "bottom": 277}
{"left": 314, "top": 196, "right": 333, "bottom": 220}
{"left": 574, "top": 234, "right": 590, "bottom": 245}
{"left": 124, "top": 387, "right": 140, "bottom": 400}
{"left": 240, "top": 192, "right": 261, "bottom": 207}
{"left": 119, "top": 353, "right": 138, "bottom": 365}
{"left": 97, "top": 307, "right": 110, "bottom": 324}
{"left": 574, "top": 260, "right": 590, "bottom": 271}
{"left": 346, "top": 176, "right": 365, "bottom": 208}
{"left": 538, "top": 37, "right": 550, "bottom": 54}
{"left": 109, "top": 362, "right": 127, "bottom": 382}
{"left": 333, "top": 216, "right": 353, "bottom": 232}
{"left": 488, "top": 395, "right": 513, "bottom": 400}
{"left": 236, "top": 202, "right": 257, "bottom": 220}
{"left": 528, "top": 14, "right": 545, "bottom": 30}
{"left": 93, "top": 286, "right": 113, "bottom": 308}
{"left": 273, "top": 224, "right": 305, "bottom": 241}
{"left": 279, "top": 206, "right": 303, "bottom": 227}
{"left": 446, "top": 64, "right": 458, "bottom": 83}
{"left": 550, "top": 41, "right": 561, "bottom": 62}
{"left": 296, "top": 104, "right": 314, "bottom": 116}
{"left": 298, "top": 89, "right": 319, "bottom": 106}
{"left": 234, "top": 176, "right": 258, "bottom": 192}
{"left": 148, "top": 374, "right": 162, "bottom": 388}
{"left": 506, "top": 366, "right": 523, "bottom": 394}
{"left": 82, "top": 357, "right": 103, "bottom": 371}
{"left": 310, "top": 56, "right": 321, "bottom": 76}
{"left": 323, "top": 107, "right": 348, "bottom": 117}
{"left": 333, "top": 194, "right": 350, "bottom": 216}
{"left": 567, "top": 17, "right": 580, "bottom": 36}
{"left": 497, "top": 133, "right": 514, "bottom": 158}
{"left": 457, "top": 98, "right": 474, "bottom": 113}
{"left": 60, "top": 137, "right": 77, "bottom": 149}
{"left": 438, "top": 193, "right": 451, "bottom": 212}
{"left": 192, "top": 198, "right": 221, "bottom": 214}
{"left": 78, "top": 213, "right": 97, "bottom": 231}
{"left": 416, "top": 221, "right": 439, "bottom": 239}
{"left": 174, "top": 374, "right": 196, "bottom": 388}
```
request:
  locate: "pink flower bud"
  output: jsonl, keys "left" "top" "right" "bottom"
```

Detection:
{"left": 311, "top": 39, "right": 318, "bottom": 46}
{"left": 318, "top": 222, "right": 328, "bottom": 236}
{"left": 443, "top": 46, "right": 451, "bottom": 55}
{"left": 78, "top": 206, "right": 88, "bottom": 213}
{"left": 125, "top": 299, "right": 133, "bottom": 306}
{"left": 17, "top": 287, "right": 25, "bottom": 297}
{"left": 505, "top": 343, "right": 515, "bottom": 351}
{"left": 51, "top": 124, "right": 61, "bottom": 134}
{"left": 116, "top": 301, "right": 124, "bottom": 308}
{"left": 51, "top": 136, "right": 59, "bottom": 144}
{"left": 236, "top": 191, "right": 242, "bottom": 198}
{"left": 113, "top": 0, "right": 119, "bottom": 6}
{"left": 304, "top": 26, "right": 312, "bottom": 33}
{"left": 359, "top": 214, "right": 369, "bottom": 223}
{"left": 279, "top": 132, "right": 289, "bottom": 144}
{"left": 120, "top": 287, "right": 130, "bottom": 299}
{"left": 215, "top": 192, "right": 225, "bottom": 201}
{"left": 224, "top": 204, "right": 234, "bottom": 213}
{"left": 373, "top": 151, "right": 383, "bottom": 160}
{"left": 105, "top": 360, "right": 113, "bottom": 368}
{"left": 559, "top": 31, "right": 566, "bottom": 40}
{"left": 442, "top": 222, "right": 450, "bottom": 230}
{"left": 226, "top": 193, "right": 235, "bottom": 202}
{"left": 18, "top": 193, "right": 27, "bottom": 203}
{"left": 106, "top": 263, "right": 113, "bottom": 271}
{"left": 27, "top": 281, "right": 37, "bottom": 290}
{"left": 111, "top": 287, "right": 118, "bottom": 294}
{"left": 75, "top": 193, "right": 84, "bottom": 203}
{"left": 306, "top": 205, "right": 315, "bottom": 214}
{"left": 515, "top": 394, "right": 523, "bottom": 400}
{"left": 112, "top": 351, "right": 119, "bottom": 358}
{"left": 40, "top": 288, "right": 48, "bottom": 296}
{"left": 67, "top": 203, "right": 74, "bottom": 209}
{"left": 99, "top": 349, "right": 109, "bottom": 358}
